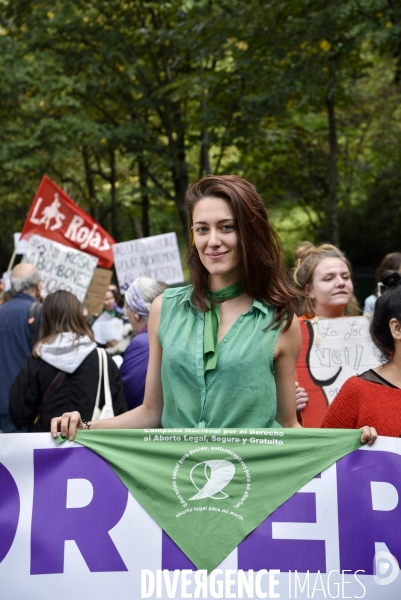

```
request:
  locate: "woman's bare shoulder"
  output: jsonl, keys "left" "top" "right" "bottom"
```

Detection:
{"left": 274, "top": 315, "right": 301, "bottom": 359}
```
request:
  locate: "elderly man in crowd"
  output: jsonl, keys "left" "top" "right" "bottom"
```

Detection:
{"left": 0, "top": 263, "right": 41, "bottom": 433}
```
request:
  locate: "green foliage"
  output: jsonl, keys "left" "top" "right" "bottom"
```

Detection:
{"left": 1, "top": 0, "right": 401, "bottom": 276}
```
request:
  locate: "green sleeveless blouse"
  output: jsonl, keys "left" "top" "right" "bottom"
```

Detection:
{"left": 158, "top": 286, "right": 284, "bottom": 429}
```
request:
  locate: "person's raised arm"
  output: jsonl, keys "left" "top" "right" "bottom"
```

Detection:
{"left": 51, "top": 294, "right": 165, "bottom": 440}
{"left": 274, "top": 316, "right": 302, "bottom": 428}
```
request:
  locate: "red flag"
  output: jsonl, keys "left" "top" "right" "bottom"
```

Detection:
{"left": 20, "top": 176, "right": 115, "bottom": 268}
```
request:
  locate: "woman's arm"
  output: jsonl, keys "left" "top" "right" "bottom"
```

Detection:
{"left": 274, "top": 316, "right": 302, "bottom": 428}
{"left": 51, "top": 295, "right": 165, "bottom": 439}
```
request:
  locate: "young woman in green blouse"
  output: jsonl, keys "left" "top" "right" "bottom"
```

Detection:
{"left": 51, "top": 176, "right": 376, "bottom": 445}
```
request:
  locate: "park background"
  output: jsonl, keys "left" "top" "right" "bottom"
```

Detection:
{"left": 0, "top": 0, "right": 400, "bottom": 302}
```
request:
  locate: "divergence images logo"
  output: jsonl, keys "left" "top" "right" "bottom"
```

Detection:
{"left": 189, "top": 460, "right": 235, "bottom": 501}
{"left": 373, "top": 550, "right": 400, "bottom": 586}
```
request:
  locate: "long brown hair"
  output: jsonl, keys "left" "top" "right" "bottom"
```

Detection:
{"left": 33, "top": 290, "right": 93, "bottom": 356}
{"left": 293, "top": 241, "right": 360, "bottom": 317}
{"left": 185, "top": 175, "right": 298, "bottom": 330}
{"left": 375, "top": 252, "right": 401, "bottom": 282}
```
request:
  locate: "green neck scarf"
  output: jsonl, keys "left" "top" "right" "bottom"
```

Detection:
{"left": 204, "top": 282, "right": 244, "bottom": 372}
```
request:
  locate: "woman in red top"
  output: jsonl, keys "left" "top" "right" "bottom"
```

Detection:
{"left": 292, "top": 242, "right": 359, "bottom": 414}
{"left": 322, "top": 270, "right": 401, "bottom": 437}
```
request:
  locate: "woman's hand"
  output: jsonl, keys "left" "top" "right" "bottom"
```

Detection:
{"left": 51, "top": 411, "right": 84, "bottom": 441}
{"left": 295, "top": 381, "right": 309, "bottom": 412}
{"left": 360, "top": 426, "right": 378, "bottom": 446}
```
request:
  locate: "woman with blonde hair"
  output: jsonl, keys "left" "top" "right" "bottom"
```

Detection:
{"left": 293, "top": 242, "right": 359, "bottom": 319}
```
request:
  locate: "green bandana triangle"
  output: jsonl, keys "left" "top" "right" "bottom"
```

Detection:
{"left": 59, "top": 428, "right": 362, "bottom": 572}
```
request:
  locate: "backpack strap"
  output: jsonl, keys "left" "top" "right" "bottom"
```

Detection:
{"left": 33, "top": 371, "right": 66, "bottom": 425}
{"left": 28, "top": 301, "right": 42, "bottom": 350}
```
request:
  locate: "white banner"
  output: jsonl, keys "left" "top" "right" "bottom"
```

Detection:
{"left": 1, "top": 434, "right": 401, "bottom": 599}
{"left": 112, "top": 233, "right": 184, "bottom": 291}
{"left": 22, "top": 234, "right": 98, "bottom": 303}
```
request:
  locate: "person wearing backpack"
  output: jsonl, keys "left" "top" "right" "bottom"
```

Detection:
{"left": 9, "top": 290, "right": 127, "bottom": 432}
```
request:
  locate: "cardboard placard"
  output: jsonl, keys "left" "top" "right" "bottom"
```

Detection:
{"left": 83, "top": 268, "right": 112, "bottom": 315}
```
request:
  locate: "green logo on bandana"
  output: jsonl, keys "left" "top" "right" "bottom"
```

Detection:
{"left": 188, "top": 459, "right": 235, "bottom": 500}
{"left": 172, "top": 448, "right": 250, "bottom": 521}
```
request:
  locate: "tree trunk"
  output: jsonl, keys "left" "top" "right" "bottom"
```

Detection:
{"left": 82, "top": 146, "right": 99, "bottom": 220}
{"left": 326, "top": 58, "right": 339, "bottom": 247}
{"left": 199, "top": 127, "right": 211, "bottom": 178}
{"left": 199, "top": 62, "right": 211, "bottom": 178}
{"left": 172, "top": 148, "right": 189, "bottom": 241}
{"left": 162, "top": 58, "right": 189, "bottom": 241}
{"left": 109, "top": 148, "right": 120, "bottom": 241}
{"left": 168, "top": 109, "right": 189, "bottom": 241}
{"left": 138, "top": 159, "right": 150, "bottom": 238}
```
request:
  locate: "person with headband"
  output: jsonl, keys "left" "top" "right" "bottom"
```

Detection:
{"left": 120, "top": 278, "right": 164, "bottom": 409}
{"left": 51, "top": 176, "right": 376, "bottom": 446}
{"left": 321, "top": 270, "right": 401, "bottom": 437}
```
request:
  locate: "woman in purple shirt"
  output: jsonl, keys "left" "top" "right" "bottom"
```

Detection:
{"left": 121, "top": 278, "right": 165, "bottom": 409}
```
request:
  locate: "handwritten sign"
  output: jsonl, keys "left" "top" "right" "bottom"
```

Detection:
{"left": 112, "top": 232, "right": 184, "bottom": 291}
{"left": 23, "top": 234, "right": 98, "bottom": 303}
{"left": 297, "top": 317, "right": 382, "bottom": 427}
{"left": 83, "top": 268, "right": 112, "bottom": 315}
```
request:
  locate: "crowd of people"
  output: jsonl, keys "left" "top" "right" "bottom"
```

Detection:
{"left": 0, "top": 174, "right": 398, "bottom": 443}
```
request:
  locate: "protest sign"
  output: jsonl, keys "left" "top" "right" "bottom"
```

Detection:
{"left": 1, "top": 270, "right": 11, "bottom": 292}
{"left": 83, "top": 268, "right": 112, "bottom": 315}
{"left": 21, "top": 175, "right": 115, "bottom": 268}
{"left": 297, "top": 317, "right": 381, "bottom": 427}
{"left": 14, "top": 232, "right": 28, "bottom": 255}
{"left": 1, "top": 431, "right": 400, "bottom": 599}
{"left": 92, "top": 313, "right": 124, "bottom": 344}
{"left": 112, "top": 232, "right": 184, "bottom": 291}
{"left": 23, "top": 234, "right": 98, "bottom": 303}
